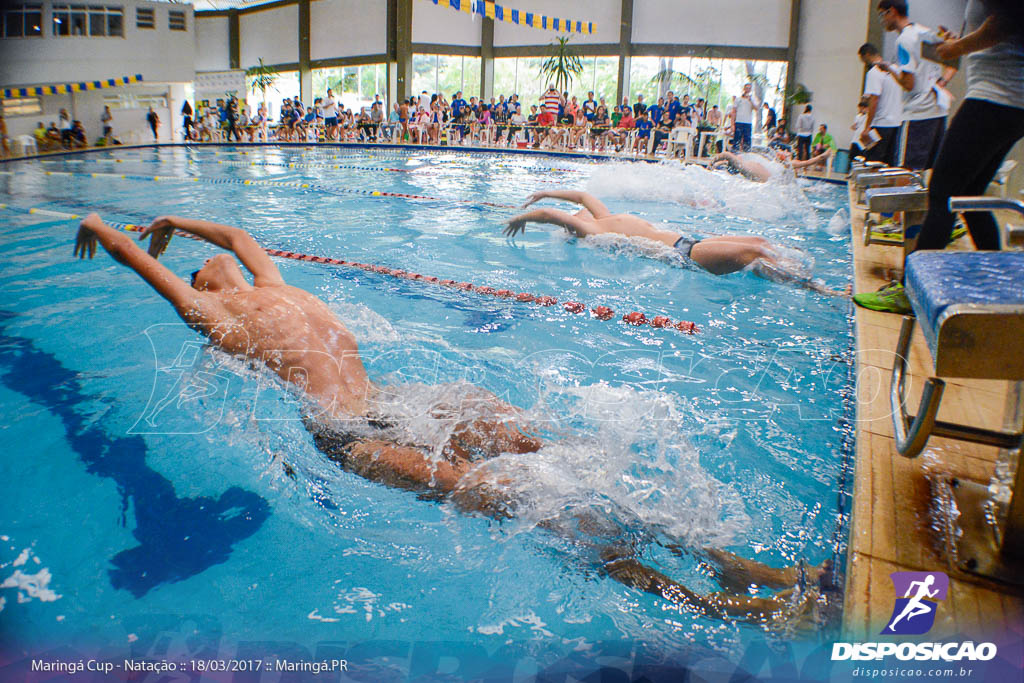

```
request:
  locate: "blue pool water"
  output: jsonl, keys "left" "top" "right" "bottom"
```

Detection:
{"left": 0, "top": 146, "right": 853, "bottom": 674}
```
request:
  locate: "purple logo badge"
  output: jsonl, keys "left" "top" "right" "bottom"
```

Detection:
{"left": 881, "top": 571, "right": 949, "bottom": 635}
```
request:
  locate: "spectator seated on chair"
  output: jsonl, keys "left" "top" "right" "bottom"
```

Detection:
{"left": 34, "top": 122, "right": 56, "bottom": 151}
{"left": 810, "top": 124, "right": 837, "bottom": 170}
{"left": 70, "top": 120, "right": 88, "bottom": 149}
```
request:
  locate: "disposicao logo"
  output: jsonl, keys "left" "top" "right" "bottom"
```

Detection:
{"left": 831, "top": 571, "right": 998, "bottom": 662}
{"left": 881, "top": 571, "right": 948, "bottom": 636}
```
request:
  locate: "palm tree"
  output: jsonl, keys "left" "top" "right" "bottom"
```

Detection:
{"left": 246, "top": 58, "right": 277, "bottom": 108}
{"left": 538, "top": 37, "right": 584, "bottom": 94}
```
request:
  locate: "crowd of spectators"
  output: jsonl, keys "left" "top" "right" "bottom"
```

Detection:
{"left": 179, "top": 82, "right": 807, "bottom": 162}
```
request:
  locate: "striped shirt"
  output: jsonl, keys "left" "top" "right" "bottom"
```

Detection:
{"left": 543, "top": 90, "right": 561, "bottom": 115}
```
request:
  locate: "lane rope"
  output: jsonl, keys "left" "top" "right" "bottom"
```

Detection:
{"left": 28, "top": 169, "right": 520, "bottom": 210}
{"left": 40, "top": 157, "right": 415, "bottom": 174}
{"left": 0, "top": 202, "right": 700, "bottom": 335}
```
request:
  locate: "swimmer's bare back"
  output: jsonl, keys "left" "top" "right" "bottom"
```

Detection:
{"left": 73, "top": 213, "right": 540, "bottom": 496}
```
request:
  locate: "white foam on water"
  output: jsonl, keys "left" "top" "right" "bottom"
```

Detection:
{"left": 587, "top": 161, "right": 812, "bottom": 224}
{"left": 477, "top": 610, "right": 553, "bottom": 636}
{"left": 826, "top": 208, "right": 850, "bottom": 236}
{"left": 1, "top": 567, "right": 61, "bottom": 602}
{"left": 324, "top": 300, "right": 402, "bottom": 344}
{"left": 461, "top": 381, "right": 749, "bottom": 549}
{"left": 12, "top": 548, "right": 29, "bottom": 567}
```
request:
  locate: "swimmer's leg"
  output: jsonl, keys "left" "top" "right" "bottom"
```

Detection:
{"left": 702, "top": 548, "right": 838, "bottom": 594}
{"left": 689, "top": 240, "right": 773, "bottom": 275}
{"left": 313, "top": 434, "right": 473, "bottom": 496}
{"left": 599, "top": 547, "right": 786, "bottom": 623}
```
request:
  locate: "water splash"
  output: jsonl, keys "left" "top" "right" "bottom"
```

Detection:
{"left": 587, "top": 161, "right": 812, "bottom": 224}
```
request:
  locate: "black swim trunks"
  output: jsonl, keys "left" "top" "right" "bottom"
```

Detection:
{"left": 303, "top": 414, "right": 396, "bottom": 467}
{"left": 673, "top": 235, "right": 701, "bottom": 259}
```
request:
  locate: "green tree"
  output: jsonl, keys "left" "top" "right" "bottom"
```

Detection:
{"left": 246, "top": 58, "right": 277, "bottom": 108}
{"left": 538, "top": 36, "right": 584, "bottom": 94}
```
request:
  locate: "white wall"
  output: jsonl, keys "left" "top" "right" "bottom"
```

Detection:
{"left": 493, "top": 0, "right": 621, "bottom": 47}
{"left": 4, "top": 86, "right": 173, "bottom": 144}
{"left": 311, "top": 0, "right": 387, "bottom": 59}
{"left": 412, "top": 0, "right": 481, "bottom": 46}
{"left": 240, "top": 4, "right": 298, "bottom": 68}
{"left": 792, "top": 0, "right": 867, "bottom": 145}
{"left": 195, "top": 15, "right": 230, "bottom": 72}
{"left": 633, "top": 0, "right": 790, "bottom": 48}
{"left": 0, "top": 0, "right": 195, "bottom": 86}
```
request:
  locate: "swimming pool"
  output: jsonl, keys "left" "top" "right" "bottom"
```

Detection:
{"left": 0, "top": 145, "right": 853, "bottom": 676}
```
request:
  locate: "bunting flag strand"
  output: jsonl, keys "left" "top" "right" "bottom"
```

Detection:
{"left": 426, "top": 0, "right": 593, "bottom": 34}
{"left": 3, "top": 74, "right": 143, "bottom": 99}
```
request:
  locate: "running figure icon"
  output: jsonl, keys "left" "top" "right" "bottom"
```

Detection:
{"left": 882, "top": 571, "right": 949, "bottom": 635}
{"left": 888, "top": 575, "right": 939, "bottom": 631}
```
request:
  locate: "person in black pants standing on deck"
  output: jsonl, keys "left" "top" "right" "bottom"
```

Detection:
{"left": 854, "top": 0, "right": 1024, "bottom": 314}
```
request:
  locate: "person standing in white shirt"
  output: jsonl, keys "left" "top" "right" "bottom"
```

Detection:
{"left": 322, "top": 88, "right": 338, "bottom": 141}
{"left": 794, "top": 105, "right": 815, "bottom": 160}
{"left": 876, "top": 0, "right": 958, "bottom": 170}
{"left": 730, "top": 83, "right": 761, "bottom": 152}
{"left": 857, "top": 42, "right": 904, "bottom": 165}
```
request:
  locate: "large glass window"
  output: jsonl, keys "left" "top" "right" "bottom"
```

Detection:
{"left": 52, "top": 5, "right": 121, "bottom": 37}
{"left": 3, "top": 4, "right": 42, "bottom": 38}
{"left": 492, "top": 57, "right": 544, "bottom": 110}
{"left": 312, "top": 64, "right": 386, "bottom": 112}
{"left": 567, "top": 56, "right": 618, "bottom": 106}
{"left": 244, "top": 70, "right": 299, "bottom": 122}
{"left": 412, "top": 55, "right": 481, "bottom": 100}
{"left": 628, "top": 56, "right": 787, "bottom": 123}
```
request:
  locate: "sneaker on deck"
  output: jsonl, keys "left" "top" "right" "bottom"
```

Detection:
{"left": 853, "top": 282, "right": 912, "bottom": 314}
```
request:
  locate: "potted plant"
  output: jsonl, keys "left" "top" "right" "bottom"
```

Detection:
{"left": 538, "top": 36, "right": 584, "bottom": 94}
{"left": 246, "top": 58, "right": 277, "bottom": 110}
{"left": 785, "top": 82, "right": 812, "bottom": 123}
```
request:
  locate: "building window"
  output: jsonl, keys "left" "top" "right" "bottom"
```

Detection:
{"left": 3, "top": 4, "right": 43, "bottom": 38}
{"left": 103, "top": 93, "right": 168, "bottom": 111}
{"left": 52, "top": 5, "right": 122, "bottom": 37}
{"left": 412, "top": 55, "right": 481, "bottom": 100}
{"left": 135, "top": 7, "right": 153, "bottom": 29}
{"left": 168, "top": 10, "right": 185, "bottom": 31}
{"left": 1, "top": 97, "right": 43, "bottom": 117}
{"left": 311, "top": 64, "right": 387, "bottom": 112}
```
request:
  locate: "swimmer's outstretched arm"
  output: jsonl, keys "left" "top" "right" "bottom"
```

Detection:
{"left": 789, "top": 150, "right": 832, "bottom": 170}
{"left": 139, "top": 215, "right": 284, "bottom": 287}
{"left": 505, "top": 208, "right": 599, "bottom": 239}
{"left": 73, "top": 213, "right": 213, "bottom": 321}
{"left": 522, "top": 190, "right": 610, "bottom": 219}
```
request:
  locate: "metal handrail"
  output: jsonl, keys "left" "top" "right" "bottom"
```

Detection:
{"left": 949, "top": 197, "right": 1024, "bottom": 218}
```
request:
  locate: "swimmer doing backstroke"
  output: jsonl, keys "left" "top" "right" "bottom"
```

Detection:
{"left": 504, "top": 189, "right": 848, "bottom": 296}
{"left": 73, "top": 212, "right": 840, "bottom": 630}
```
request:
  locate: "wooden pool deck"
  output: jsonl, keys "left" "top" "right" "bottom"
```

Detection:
{"left": 842, "top": 184, "right": 1024, "bottom": 639}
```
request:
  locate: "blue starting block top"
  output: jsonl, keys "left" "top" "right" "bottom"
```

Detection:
{"left": 906, "top": 251, "right": 1024, "bottom": 331}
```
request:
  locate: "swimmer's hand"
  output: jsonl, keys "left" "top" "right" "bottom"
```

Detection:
{"left": 521, "top": 191, "right": 547, "bottom": 209}
{"left": 73, "top": 214, "right": 101, "bottom": 259}
{"left": 139, "top": 216, "right": 176, "bottom": 258}
{"left": 504, "top": 217, "right": 527, "bottom": 238}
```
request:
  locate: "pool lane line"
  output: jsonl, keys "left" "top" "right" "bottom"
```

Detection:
{"left": 198, "top": 148, "right": 585, "bottom": 173}
{"left": 39, "top": 157, "right": 415, "bottom": 174}
{"left": 0, "top": 202, "right": 699, "bottom": 336}
{"left": 30, "top": 169, "right": 521, "bottom": 210}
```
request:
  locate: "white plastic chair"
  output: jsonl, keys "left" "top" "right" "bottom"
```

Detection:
{"left": 666, "top": 127, "right": 696, "bottom": 159}
{"left": 15, "top": 135, "right": 37, "bottom": 156}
